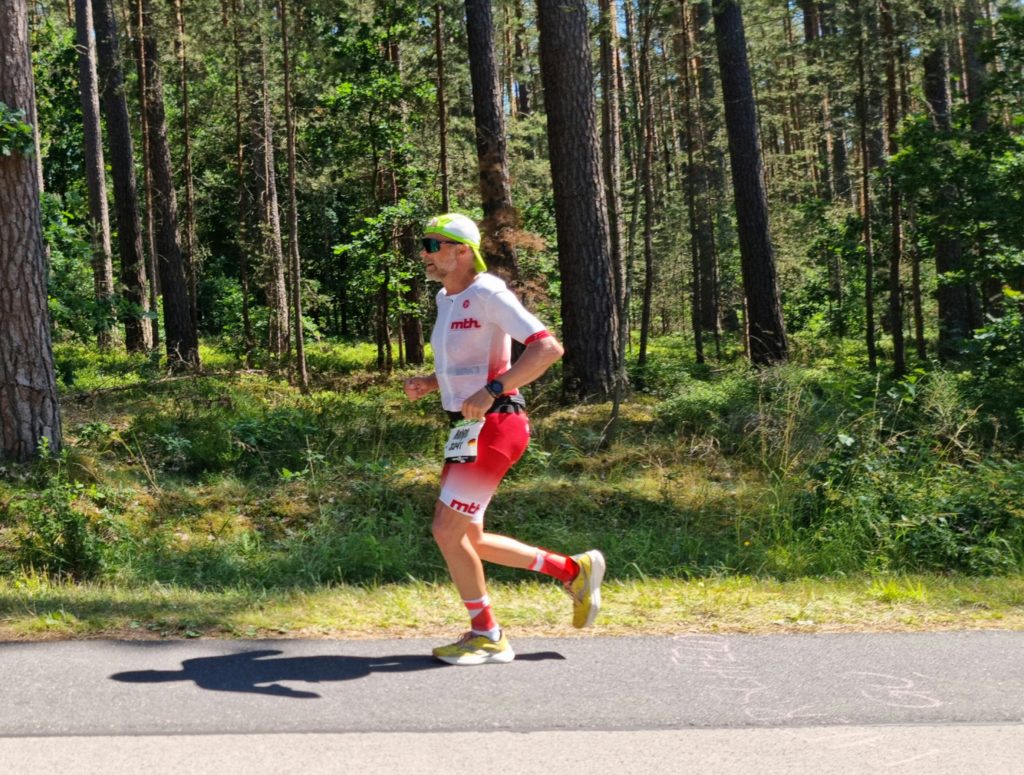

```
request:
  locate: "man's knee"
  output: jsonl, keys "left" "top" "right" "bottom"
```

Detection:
{"left": 432, "top": 502, "right": 468, "bottom": 550}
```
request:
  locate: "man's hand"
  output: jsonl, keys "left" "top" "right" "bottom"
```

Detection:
{"left": 403, "top": 375, "right": 437, "bottom": 401}
{"left": 460, "top": 387, "right": 494, "bottom": 420}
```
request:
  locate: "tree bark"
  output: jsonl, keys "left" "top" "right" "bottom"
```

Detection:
{"left": 599, "top": 0, "right": 628, "bottom": 382}
{"left": 513, "top": 0, "right": 530, "bottom": 116}
{"left": 960, "top": 0, "right": 988, "bottom": 134}
{"left": 855, "top": 0, "right": 877, "bottom": 371}
{"left": 278, "top": 0, "right": 309, "bottom": 389}
{"left": 712, "top": 0, "right": 787, "bottom": 365}
{"left": 694, "top": 1, "right": 723, "bottom": 340}
{"left": 172, "top": 0, "right": 198, "bottom": 332}
{"left": 637, "top": 3, "right": 657, "bottom": 369}
{"left": 435, "top": 4, "right": 450, "bottom": 211}
{"left": 93, "top": 0, "right": 152, "bottom": 353}
{"left": 228, "top": 0, "right": 254, "bottom": 363}
{"left": 253, "top": 0, "right": 289, "bottom": 358}
{"left": 678, "top": 0, "right": 703, "bottom": 363}
{"left": 465, "top": 0, "right": 520, "bottom": 280}
{"left": 75, "top": 0, "right": 117, "bottom": 348}
{"left": 880, "top": 0, "right": 905, "bottom": 377}
{"left": 140, "top": 0, "right": 199, "bottom": 369}
{"left": 0, "top": 0, "right": 63, "bottom": 460}
{"left": 132, "top": 0, "right": 160, "bottom": 348}
{"left": 536, "top": 0, "right": 619, "bottom": 400}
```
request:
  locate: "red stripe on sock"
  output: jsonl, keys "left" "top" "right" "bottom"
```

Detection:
{"left": 536, "top": 552, "right": 579, "bottom": 584}
{"left": 465, "top": 599, "right": 497, "bottom": 632}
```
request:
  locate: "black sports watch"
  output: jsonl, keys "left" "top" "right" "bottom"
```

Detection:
{"left": 484, "top": 379, "right": 505, "bottom": 398}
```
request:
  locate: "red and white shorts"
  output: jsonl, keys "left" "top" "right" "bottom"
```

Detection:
{"left": 438, "top": 412, "right": 530, "bottom": 524}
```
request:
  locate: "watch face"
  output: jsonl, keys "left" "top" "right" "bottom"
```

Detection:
{"left": 488, "top": 380, "right": 504, "bottom": 395}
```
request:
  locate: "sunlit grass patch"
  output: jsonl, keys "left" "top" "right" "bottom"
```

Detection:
{"left": 868, "top": 576, "right": 929, "bottom": 604}
{"left": 3, "top": 574, "right": 1023, "bottom": 641}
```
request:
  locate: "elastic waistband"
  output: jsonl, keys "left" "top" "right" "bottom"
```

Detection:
{"left": 446, "top": 395, "right": 527, "bottom": 424}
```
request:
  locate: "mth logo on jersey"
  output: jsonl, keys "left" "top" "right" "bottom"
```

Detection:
{"left": 449, "top": 498, "right": 481, "bottom": 515}
{"left": 450, "top": 318, "right": 481, "bottom": 330}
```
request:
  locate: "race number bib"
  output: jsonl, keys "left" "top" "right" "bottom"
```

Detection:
{"left": 444, "top": 419, "right": 484, "bottom": 464}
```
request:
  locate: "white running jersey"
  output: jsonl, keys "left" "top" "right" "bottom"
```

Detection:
{"left": 431, "top": 273, "right": 547, "bottom": 411}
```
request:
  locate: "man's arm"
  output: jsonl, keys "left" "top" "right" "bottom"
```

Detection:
{"left": 460, "top": 335, "right": 563, "bottom": 419}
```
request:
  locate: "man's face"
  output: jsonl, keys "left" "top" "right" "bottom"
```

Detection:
{"left": 421, "top": 233, "right": 462, "bottom": 282}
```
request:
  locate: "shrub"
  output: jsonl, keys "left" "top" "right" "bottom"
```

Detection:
{"left": 655, "top": 372, "right": 759, "bottom": 447}
{"left": 4, "top": 481, "right": 105, "bottom": 580}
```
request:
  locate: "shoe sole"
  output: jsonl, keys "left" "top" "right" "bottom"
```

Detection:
{"left": 579, "top": 549, "right": 606, "bottom": 629}
{"left": 434, "top": 645, "right": 516, "bottom": 666}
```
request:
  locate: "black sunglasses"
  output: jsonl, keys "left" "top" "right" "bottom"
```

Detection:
{"left": 421, "top": 238, "right": 460, "bottom": 254}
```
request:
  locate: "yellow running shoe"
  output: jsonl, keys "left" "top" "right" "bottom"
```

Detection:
{"left": 567, "top": 550, "right": 605, "bottom": 628}
{"left": 432, "top": 631, "right": 515, "bottom": 665}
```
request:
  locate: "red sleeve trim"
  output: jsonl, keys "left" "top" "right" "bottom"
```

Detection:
{"left": 523, "top": 330, "right": 551, "bottom": 345}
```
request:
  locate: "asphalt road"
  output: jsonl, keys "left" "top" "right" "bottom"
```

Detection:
{"left": 2, "top": 632, "right": 1023, "bottom": 773}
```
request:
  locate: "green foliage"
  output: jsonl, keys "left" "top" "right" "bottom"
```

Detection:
{"left": 0, "top": 101, "right": 35, "bottom": 157}
{"left": 43, "top": 194, "right": 122, "bottom": 344}
{"left": 784, "top": 203, "right": 864, "bottom": 339}
{"left": 655, "top": 372, "right": 758, "bottom": 447}
{"left": 1, "top": 450, "right": 113, "bottom": 581}
{"left": 52, "top": 342, "right": 157, "bottom": 391}
{"left": 30, "top": 16, "right": 84, "bottom": 199}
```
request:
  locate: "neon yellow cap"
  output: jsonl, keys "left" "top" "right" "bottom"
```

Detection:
{"left": 425, "top": 213, "right": 487, "bottom": 273}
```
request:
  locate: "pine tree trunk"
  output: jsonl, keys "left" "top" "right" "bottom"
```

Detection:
{"left": 140, "top": 0, "right": 198, "bottom": 369}
{"left": 637, "top": 6, "right": 657, "bottom": 369}
{"left": 278, "top": 0, "right": 308, "bottom": 389}
{"left": 908, "top": 204, "right": 927, "bottom": 359}
{"left": 961, "top": 0, "right": 988, "bottom": 134}
{"left": 254, "top": 0, "right": 289, "bottom": 358}
{"left": 465, "top": 0, "right": 520, "bottom": 280}
{"left": 599, "top": 0, "right": 628, "bottom": 381}
{"left": 75, "top": 0, "right": 116, "bottom": 348}
{"left": 712, "top": 0, "right": 787, "bottom": 365}
{"left": 93, "top": 0, "right": 152, "bottom": 353}
{"left": 678, "top": 0, "right": 704, "bottom": 363}
{"left": 881, "top": 0, "right": 905, "bottom": 377}
{"left": 799, "top": 0, "right": 832, "bottom": 199}
{"left": 132, "top": 0, "right": 160, "bottom": 348}
{"left": 961, "top": 0, "right": 1001, "bottom": 318}
{"left": 0, "top": 0, "right": 63, "bottom": 460}
{"left": 694, "top": 1, "right": 723, "bottom": 340}
{"left": 598, "top": 0, "right": 629, "bottom": 440}
{"left": 172, "top": 0, "right": 199, "bottom": 332}
{"left": 855, "top": 0, "right": 877, "bottom": 371}
{"left": 435, "top": 4, "right": 450, "bottom": 211}
{"left": 513, "top": 0, "right": 530, "bottom": 116}
{"left": 819, "top": 1, "right": 852, "bottom": 203}
{"left": 26, "top": 5, "right": 44, "bottom": 195}
{"left": 228, "top": 0, "right": 254, "bottom": 363}
{"left": 536, "top": 0, "right": 619, "bottom": 400}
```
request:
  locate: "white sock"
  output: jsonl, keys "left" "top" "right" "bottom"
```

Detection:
{"left": 472, "top": 626, "right": 502, "bottom": 642}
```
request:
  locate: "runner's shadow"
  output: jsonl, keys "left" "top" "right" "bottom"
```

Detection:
{"left": 110, "top": 648, "right": 565, "bottom": 699}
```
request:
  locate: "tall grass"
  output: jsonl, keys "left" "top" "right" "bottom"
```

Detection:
{"left": 1, "top": 339, "right": 1021, "bottom": 590}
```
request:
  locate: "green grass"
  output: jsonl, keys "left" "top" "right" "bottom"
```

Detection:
{"left": 2, "top": 574, "right": 1022, "bottom": 640}
{"left": 1, "top": 338, "right": 1022, "bottom": 640}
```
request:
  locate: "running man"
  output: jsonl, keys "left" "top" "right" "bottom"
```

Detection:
{"left": 404, "top": 212, "right": 605, "bottom": 666}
